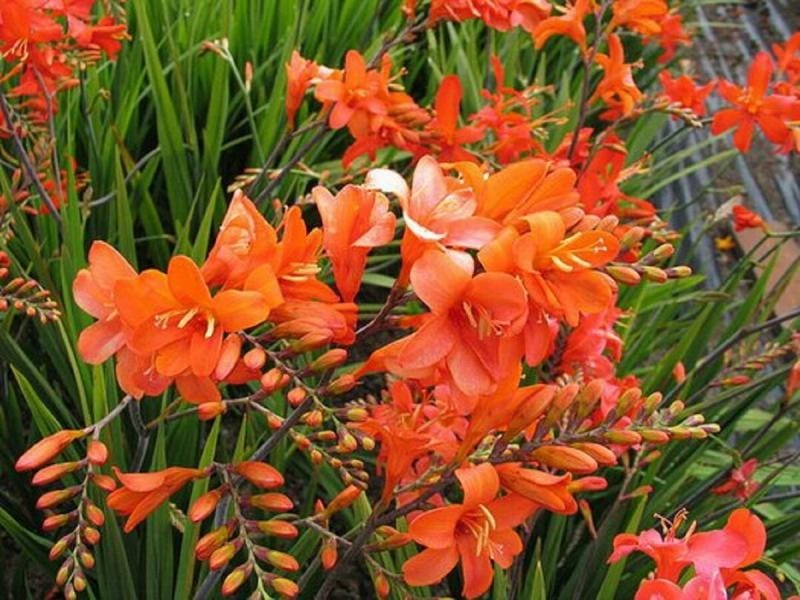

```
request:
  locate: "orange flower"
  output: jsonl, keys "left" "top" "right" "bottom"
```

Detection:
{"left": 478, "top": 211, "right": 619, "bottom": 326}
{"left": 201, "top": 190, "right": 280, "bottom": 294}
{"left": 711, "top": 52, "right": 800, "bottom": 153}
{"left": 366, "top": 156, "right": 500, "bottom": 280}
{"left": 426, "top": 75, "right": 483, "bottom": 162}
{"left": 73, "top": 241, "right": 136, "bottom": 364}
{"left": 592, "top": 34, "right": 643, "bottom": 119}
{"left": 653, "top": 11, "right": 690, "bottom": 63}
{"left": 609, "top": 0, "right": 667, "bottom": 37}
{"left": 731, "top": 204, "right": 766, "bottom": 231}
{"left": 119, "top": 256, "right": 272, "bottom": 381}
{"left": 313, "top": 184, "right": 396, "bottom": 301}
{"left": 314, "top": 50, "right": 391, "bottom": 136}
{"left": 531, "top": 0, "right": 591, "bottom": 51}
{"left": 659, "top": 72, "right": 715, "bottom": 118}
{"left": 285, "top": 50, "right": 320, "bottom": 126}
{"left": 372, "top": 249, "right": 528, "bottom": 396}
{"left": 402, "top": 463, "right": 536, "bottom": 598}
{"left": 454, "top": 158, "right": 579, "bottom": 224}
{"left": 107, "top": 466, "right": 208, "bottom": 532}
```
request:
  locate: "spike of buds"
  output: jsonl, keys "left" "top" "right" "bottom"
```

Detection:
{"left": 234, "top": 461, "right": 284, "bottom": 489}
{"left": 16, "top": 429, "right": 86, "bottom": 472}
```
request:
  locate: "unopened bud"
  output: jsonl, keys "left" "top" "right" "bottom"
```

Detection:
{"left": 375, "top": 573, "right": 390, "bottom": 598}
{"left": 638, "top": 429, "right": 670, "bottom": 444}
{"left": 530, "top": 445, "right": 598, "bottom": 474}
{"left": 620, "top": 226, "right": 645, "bottom": 249}
{"left": 324, "top": 485, "right": 362, "bottom": 516}
{"left": 209, "top": 542, "right": 237, "bottom": 570}
{"left": 652, "top": 244, "right": 675, "bottom": 260}
{"left": 87, "top": 440, "right": 108, "bottom": 465}
{"left": 345, "top": 407, "right": 369, "bottom": 422}
{"left": 264, "top": 549, "right": 300, "bottom": 571}
{"left": 270, "top": 577, "right": 299, "bottom": 598}
{"left": 257, "top": 520, "right": 299, "bottom": 539}
{"left": 606, "top": 265, "right": 641, "bottom": 285}
{"left": 667, "top": 266, "right": 692, "bottom": 278}
{"left": 287, "top": 387, "right": 307, "bottom": 407}
{"left": 197, "top": 401, "right": 226, "bottom": 421}
{"left": 222, "top": 563, "right": 252, "bottom": 596}
{"left": 326, "top": 374, "right": 356, "bottom": 395}
{"left": 32, "top": 461, "right": 82, "bottom": 486}
{"left": 43, "top": 513, "right": 74, "bottom": 532}
{"left": 250, "top": 493, "right": 294, "bottom": 513}
{"left": 244, "top": 347, "right": 267, "bottom": 371}
{"left": 309, "top": 349, "right": 347, "bottom": 372}
{"left": 642, "top": 266, "right": 668, "bottom": 283}
{"left": 321, "top": 538, "right": 337, "bottom": 570}
{"left": 603, "top": 430, "right": 642, "bottom": 446}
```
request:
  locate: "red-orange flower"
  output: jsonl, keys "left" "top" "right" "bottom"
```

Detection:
{"left": 711, "top": 458, "right": 759, "bottom": 500}
{"left": 592, "top": 34, "right": 644, "bottom": 119}
{"left": 609, "top": 0, "right": 667, "bottom": 37}
{"left": 107, "top": 466, "right": 208, "bottom": 532}
{"left": 659, "top": 72, "right": 715, "bottom": 117}
{"left": 403, "top": 464, "right": 536, "bottom": 598}
{"left": 731, "top": 204, "right": 766, "bottom": 231}
{"left": 711, "top": 52, "right": 800, "bottom": 152}
{"left": 73, "top": 241, "right": 136, "bottom": 364}
{"left": 531, "top": 0, "right": 591, "bottom": 51}
{"left": 478, "top": 211, "right": 619, "bottom": 326}
{"left": 426, "top": 75, "right": 483, "bottom": 162}
{"left": 313, "top": 184, "right": 396, "bottom": 301}
{"left": 366, "top": 156, "right": 500, "bottom": 280}
{"left": 285, "top": 50, "right": 320, "bottom": 126}
{"left": 367, "top": 249, "right": 528, "bottom": 396}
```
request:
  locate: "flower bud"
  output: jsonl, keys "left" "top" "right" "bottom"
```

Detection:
{"left": 667, "top": 266, "right": 692, "bottom": 278}
{"left": 243, "top": 347, "right": 267, "bottom": 371}
{"left": 570, "top": 442, "right": 617, "bottom": 466}
{"left": 323, "top": 485, "right": 362, "bottom": 517}
{"left": 309, "top": 349, "right": 347, "bottom": 372}
{"left": 87, "top": 440, "right": 108, "bottom": 465}
{"left": 270, "top": 577, "right": 299, "bottom": 598}
{"left": 321, "top": 538, "right": 337, "bottom": 570}
{"left": 652, "top": 243, "right": 675, "bottom": 260}
{"left": 16, "top": 429, "right": 86, "bottom": 472}
{"left": 235, "top": 461, "right": 284, "bottom": 489}
{"left": 197, "top": 401, "right": 227, "bottom": 421}
{"left": 91, "top": 473, "right": 117, "bottom": 492}
{"left": 375, "top": 573, "right": 390, "bottom": 598}
{"left": 603, "top": 430, "right": 642, "bottom": 446}
{"left": 222, "top": 563, "right": 252, "bottom": 597}
{"left": 264, "top": 549, "right": 300, "bottom": 572}
{"left": 616, "top": 388, "right": 643, "bottom": 416}
{"left": 287, "top": 387, "right": 307, "bottom": 407}
{"left": 189, "top": 488, "right": 225, "bottom": 523}
{"left": 261, "top": 368, "right": 285, "bottom": 393}
{"left": 302, "top": 410, "right": 323, "bottom": 428}
{"left": 257, "top": 520, "right": 299, "bottom": 539}
{"left": 250, "top": 492, "right": 294, "bottom": 512}
{"left": 43, "top": 512, "right": 74, "bottom": 532}
{"left": 530, "top": 445, "right": 598, "bottom": 474}
{"left": 195, "top": 526, "right": 229, "bottom": 560}
{"left": 606, "top": 265, "right": 641, "bottom": 285}
{"left": 216, "top": 334, "right": 243, "bottom": 380}
{"left": 32, "top": 461, "right": 82, "bottom": 486}
{"left": 503, "top": 385, "right": 556, "bottom": 441}
{"left": 36, "top": 485, "right": 82, "bottom": 509}
{"left": 638, "top": 429, "right": 670, "bottom": 444}
{"left": 83, "top": 526, "right": 101, "bottom": 545}
{"left": 642, "top": 266, "right": 668, "bottom": 283}
{"left": 79, "top": 549, "right": 95, "bottom": 569}
{"left": 326, "top": 374, "right": 357, "bottom": 395}
{"left": 209, "top": 541, "right": 239, "bottom": 570}
{"left": 620, "top": 226, "right": 645, "bottom": 249}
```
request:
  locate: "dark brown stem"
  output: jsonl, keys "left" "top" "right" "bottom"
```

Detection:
{"left": 0, "top": 89, "right": 62, "bottom": 220}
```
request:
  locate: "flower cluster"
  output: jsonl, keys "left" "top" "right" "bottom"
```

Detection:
{"left": 610, "top": 509, "right": 779, "bottom": 599}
